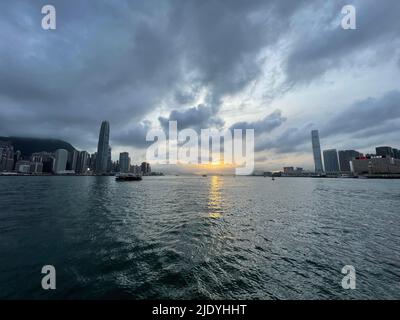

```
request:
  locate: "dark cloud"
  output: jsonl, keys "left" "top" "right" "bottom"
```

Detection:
{"left": 284, "top": 0, "right": 400, "bottom": 85}
{"left": 230, "top": 109, "right": 286, "bottom": 136}
{"left": 159, "top": 104, "right": 224, "bottom": 133}
{"left": 112, "top": 121, "right": 152, "bottom": 148}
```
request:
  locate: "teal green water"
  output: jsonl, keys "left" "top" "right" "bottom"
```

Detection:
{"left": 0, "top": 176, "right": 399, "bottom": 299}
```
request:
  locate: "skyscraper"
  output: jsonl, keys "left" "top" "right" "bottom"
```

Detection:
{"left": 311, "top": 130, "right": 324, "bottom": 174}
{"left": 119, "top": 152, "right": 130, "bottom": 173}
{"left": 67, "top": 150, "right": 79, "bottom": 172}
{"left": 323, "top": 149, "right": 340, "bottom": 174}
{"left": 76, "top": 151, "right": 89, "bottom": 174}
{"left": 95, "top": 121, "right": 110, "bottom": 174}
{"left": 54, "top": 149, "right": 68, "bottom": 173}
{"left": 338, "top": 150, "right": 362, "bottom": 173}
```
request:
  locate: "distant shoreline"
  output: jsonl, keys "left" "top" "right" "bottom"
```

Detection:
{"left": 1, "top": 173, "right": 400, "bottom": 179}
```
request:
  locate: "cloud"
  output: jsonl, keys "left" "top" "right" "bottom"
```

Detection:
{"left": 112, "top": 121, "right": 153, "bottom": 148}
{"left": 159, "top": 104, "right": 224, "bottom": 133}
{"left": 256, "top": 90, "right": 400, "bottom": 154}
{"left": 284, "top": 0, "right": 400, "bottom": 86}
{"left": 230, "top": 109, "right": 286, "bottom": 135}
{"left": 324, "top": 90, "right": 400, "bottom": 136}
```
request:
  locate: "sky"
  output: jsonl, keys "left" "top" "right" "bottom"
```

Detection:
{"left": 0, "top": 0, "right": 399, "bottom": 172}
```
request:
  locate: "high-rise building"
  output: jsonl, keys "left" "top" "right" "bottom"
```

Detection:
{"left": 323, "top": 149, "right": 340, "bottom": 174}
{"left": 76, "top": 151, "right": 89, "bottom": 174}
{"left": 67, "top": 150, "right": 79, "bottom": 172}
{"left": 54, "top": 149, "right": 68, "bottom": 173}
{"left": 338, "top": 150, "right": 362, "bottom": 173}
{"left": 141, "top": 162, "right": 150, "bottom": 175}
{"left": 89, "top": 152, "right": 97, "bottom": 172}
{"left": 119, "top": 152, "right": 130, "bottom": 173}
{"left": 107, "top": 146, "right": 112, "bottom": 173}
{"left": 0, "top": 141, "right": 14, "bottom": 172}
{"left": 311, "top": 130, "right": 324, "bottom": 173}
{"left": 95, "top": 121, "right": 110, "bottom": 174}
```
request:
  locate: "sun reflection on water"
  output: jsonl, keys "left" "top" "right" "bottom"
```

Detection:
{"left": 208, "top": 176, "right": 223, "bottom": 219}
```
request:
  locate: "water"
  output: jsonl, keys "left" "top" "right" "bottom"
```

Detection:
{"left": 0, "top": 176, "right": 399, "bottom": 299}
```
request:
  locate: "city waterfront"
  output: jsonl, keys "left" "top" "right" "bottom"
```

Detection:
{"left": 0, "top": 176, "right": 399, "bottom": 299}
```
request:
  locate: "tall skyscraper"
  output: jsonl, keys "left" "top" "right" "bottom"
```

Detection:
{"left": 338, "top": 150, "right": 362, "bottom": 173}
{"left": 54, "top": 149, "right": 68, "bottom": 173}
{"left": 119, "top": 152, "right": 130, "bottom": 173}
{"left": 107, "top": 146, "right": 112, "bottom": 173}
{"left": 95, "top": 121, "right": 110, "bottom": 174}
{"left": 76, "top": 151, "right": 89, "bottom": 174}
{"left": 67, "top": 150, "right": 79, "bottom": 172}
{"left": 311, "top": 130, "right": 324, "bottom": 173}
{"left": 323, "top": 149, "right": 340, "bottom": 174}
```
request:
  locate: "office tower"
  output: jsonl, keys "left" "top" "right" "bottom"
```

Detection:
{"left": 119, "top": 152, "right": 130, "bottom": 173}
{"left": 95, "top": 121, "right": 110, "bottom": 174}
{"left": 67, "top": 150, "right": 79, "bottom": 171}
{"left": 375, "top": 146, "right": 393, "bottom": 158}
{"left": 89, "top": 153, "right": 97, "bottom": 171}
{"left": 31, "top": 151, "right": 54, "bottom": 173}
{"left": 338, "top": 150, "right": 362, "bottom": 173}
{"left": 0, "top": 141, "right": 14, "bottom": 172}
{"left": 54, "top": 149, "right": 68, "bottom": 173}
{"left": 141, "top": 162, "right": 148, "bottom": 175}
{"left": 311, "top": 130, "right": 324, "bottom": 173}
{"left": 323, "top": 149, "right": 340, "bottom": 174}
{"left": 13, "top": 150, "right": 21, "bottom": 170}
{"left": 76, "top": 151, "right": 89, "bottom": 174}
{"left": 30, "top": 162, "right": 43, "bottom": 174}
{"left": 107, "top": 146, "right": 112, "bottom": 173}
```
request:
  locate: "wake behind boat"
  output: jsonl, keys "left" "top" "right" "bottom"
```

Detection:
{"left": 115, "top": 173, "right": 142, "bottom": 181}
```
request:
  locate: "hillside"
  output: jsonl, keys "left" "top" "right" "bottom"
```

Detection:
{"left": 0, "top": 136, "right": 76, "bottom": 156}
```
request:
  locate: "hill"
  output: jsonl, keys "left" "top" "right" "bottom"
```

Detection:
{"left": 0, "top": 136, "right": 76, "bottom": 156}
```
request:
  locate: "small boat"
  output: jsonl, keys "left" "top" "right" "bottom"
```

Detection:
{"left": 272, "top": 177, "right": 275, "bottom": 181}
{"left": 202, "top": 174, "right": 207, "bottom": 177}
{"left": 116, "top": 173, "right": 142, "bottom": 181}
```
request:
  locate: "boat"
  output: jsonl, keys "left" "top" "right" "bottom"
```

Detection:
{"left": 115, "top": 173, "right": 142, "bottom": 181}
{"left": 272, "top": 177, "right": 275, "bottom": 181}
{"left": 202, "top": 174, "right": 207, "bottom": 177}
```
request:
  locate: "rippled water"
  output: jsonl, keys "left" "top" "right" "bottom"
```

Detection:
{"left": 0, "top": 176, "right": 399, "bottom": 299}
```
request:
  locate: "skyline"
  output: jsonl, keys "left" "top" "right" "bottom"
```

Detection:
{"left": 0, "top": 0, "right": 399, "bottom": 172}
{"left": 2, "top": 119, "right": 399, "bottom": 176}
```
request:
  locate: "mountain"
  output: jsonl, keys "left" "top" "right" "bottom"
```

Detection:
{"left": 0, "top": 136, "right": 76, "bottom": 156}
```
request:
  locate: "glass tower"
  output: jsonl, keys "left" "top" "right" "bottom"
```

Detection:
{"left": 95, "top": 121, "right": 110, "bottom": 174}
{"left": 311, "top": 130, "right": 324, "bottom": 174}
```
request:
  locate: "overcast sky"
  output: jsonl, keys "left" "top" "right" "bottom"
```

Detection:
{"left": 0, "top": 0, "right": 399, "bottom": 171}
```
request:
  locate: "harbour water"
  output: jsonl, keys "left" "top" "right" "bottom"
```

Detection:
{"left": 0, "top": 176, "right": 399, "bottom": 299}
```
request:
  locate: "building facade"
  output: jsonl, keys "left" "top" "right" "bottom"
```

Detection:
{"left": 76, "top": 151, "right": 89, "bottom": 174}
{"left": 119, "top": 152, "right": 130, "bottom": 173}
{"left": 323, "top": 149, "right": 340, "bottom": 174}
{"left": 95, "top": 121, "right": 110, "bottom": 174}
{"left": 338, "top": 150, "right": 362, "bottom": 173}
{"left": 54, "top": 149, "right": 68, "bottom": 173}
{"left": 311, "top": 130, "right": 324, "bottom": 174}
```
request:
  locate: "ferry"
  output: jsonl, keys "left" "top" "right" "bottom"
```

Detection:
{"left": 115, "top": 173, "right": 142, "bottom": 181}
